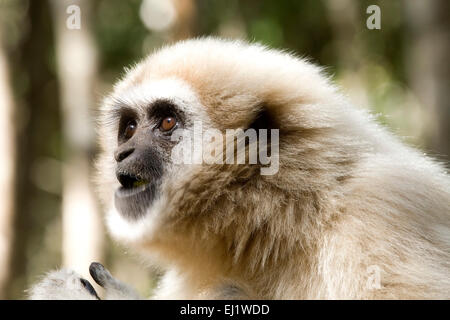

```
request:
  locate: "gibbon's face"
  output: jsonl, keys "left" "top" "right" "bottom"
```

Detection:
{"left": 97, "top": 38, "right": 344, "bottom": 244}
{"left": 113, "top": 98, "right": 179, "bottom": 220}
{"left": 98, "top": 77, "right": 212, "bottom": 242}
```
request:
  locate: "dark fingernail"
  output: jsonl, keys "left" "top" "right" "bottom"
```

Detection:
{"left": 89, "top": 262, "right": 108, "bottom": 287}
{"left": 80, "top": 278, "right": 101, "bottom": 300}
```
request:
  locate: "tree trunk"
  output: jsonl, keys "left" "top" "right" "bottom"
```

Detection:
{"left": 0, "top": 35, "right": 16, "bottom": 299}
{"left": 7, "top": 0, "right": 61, "bottom": 299}
{"left": 405, "top": 0, "right": 450, "bottom": 159}
{"left": 50, "top": 0, "right": 103, "bottom": 282}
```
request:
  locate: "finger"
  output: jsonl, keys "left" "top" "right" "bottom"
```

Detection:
{"left": 89, "top": 262, "right": 141, "bottom": 300}
{"left": 80, "top": 278, "right": 101, "bottom": 300}
{"left": 89, "top": 262, "right": 115, "bottom": 288}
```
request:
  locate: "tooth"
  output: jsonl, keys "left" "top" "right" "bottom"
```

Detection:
{"left": 133, "top": 180, "right": 148, "bottom": 188}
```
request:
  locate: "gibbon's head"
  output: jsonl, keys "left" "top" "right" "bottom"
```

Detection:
{"left": 97, "top": 37, "right": 368, "bottom": 252}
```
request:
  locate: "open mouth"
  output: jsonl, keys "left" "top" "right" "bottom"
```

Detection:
{"left": 117, "top": 173, "right": 150, "bottom": 190}
{"left": 114, "top": 173, "right": 158, "bottom": 220}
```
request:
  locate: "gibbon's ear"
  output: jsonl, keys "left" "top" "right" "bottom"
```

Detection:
{"left": 248, "top": 107, "right": 276, "bottom": 132}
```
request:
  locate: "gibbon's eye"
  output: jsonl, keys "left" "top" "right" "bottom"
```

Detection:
{"left": 159, "top": 116, "right": 176, "bottom": 132}
{"left": 124, "top": 120, "right": 137, "bottom": 139}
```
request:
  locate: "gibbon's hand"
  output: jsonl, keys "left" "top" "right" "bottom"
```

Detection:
{"left": 89, "top": 262, "right": 141, "bottom": 300}
{"left": 28, "top": 263, "right": 140, "bottom": 300}
{"left": 28, "top": 269, "right": 100, "bottom": 300}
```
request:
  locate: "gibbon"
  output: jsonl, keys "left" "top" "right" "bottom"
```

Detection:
{"left": 30, "top": 38, "right": 450, "bottom": 299}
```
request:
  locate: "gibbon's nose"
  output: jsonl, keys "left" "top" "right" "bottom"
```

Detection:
{"left": 115, "top": 147, "right": 135, "bottom": 162}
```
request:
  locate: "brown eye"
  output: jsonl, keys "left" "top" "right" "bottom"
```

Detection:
{"left": 160, "top": 116, "right": 176, "bottom": 132}
{"left": 124, "top": 120, "right": 137, "bottom": 139}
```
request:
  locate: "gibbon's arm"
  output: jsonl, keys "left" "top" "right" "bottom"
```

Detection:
{"left": 29, "top": 263, "right": 250, "bottom": 300}
{"left": 28, "top": 263, "right": 141, "bottom": 300}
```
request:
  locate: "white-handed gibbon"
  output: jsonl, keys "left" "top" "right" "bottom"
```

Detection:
{"left": 30, "top": 38, "right": 450, "bottom": 299}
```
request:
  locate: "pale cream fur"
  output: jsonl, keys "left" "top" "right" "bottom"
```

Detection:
{"left": 96, "top": 38, "right": 450, "bottom": 299}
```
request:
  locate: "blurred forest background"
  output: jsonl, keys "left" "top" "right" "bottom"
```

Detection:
{"left": 0, "top": 0, "right": 449, "bottom": 299}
